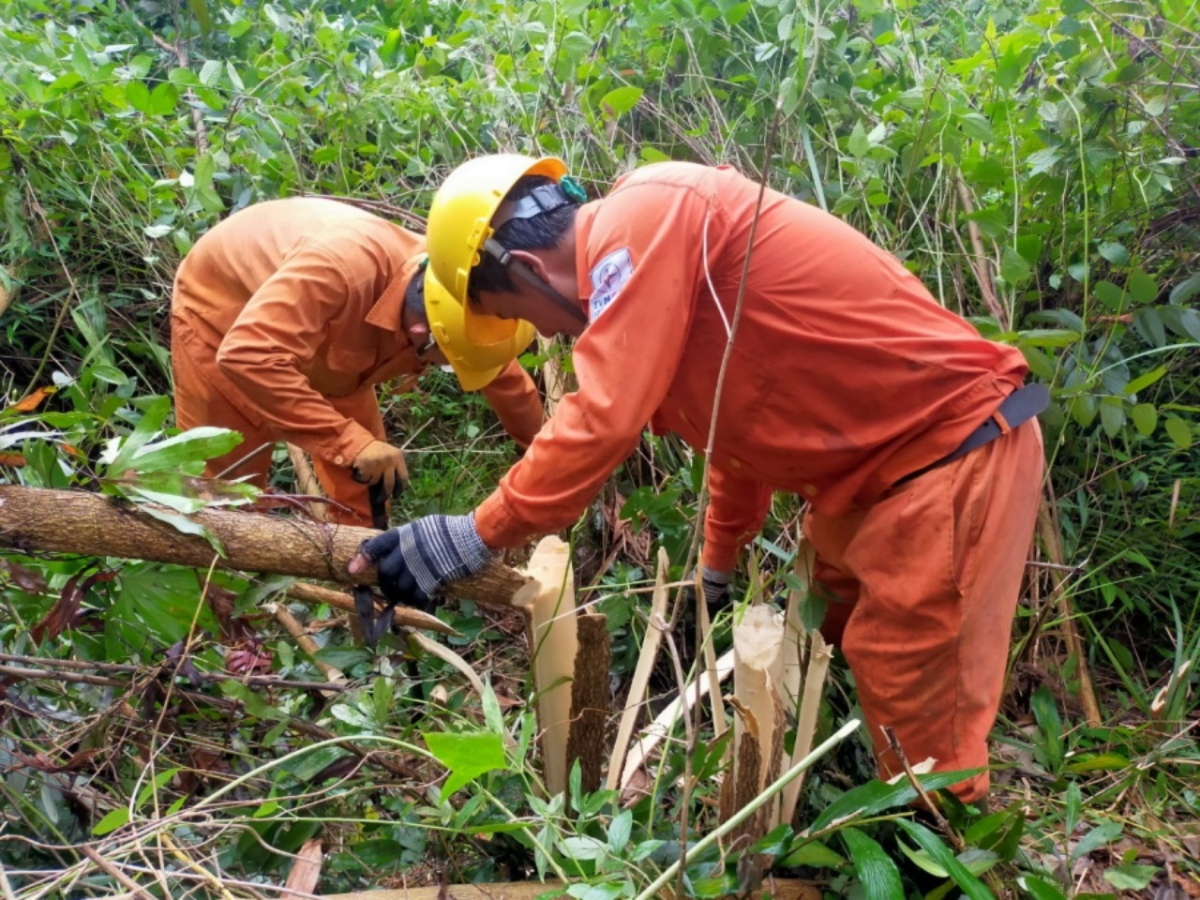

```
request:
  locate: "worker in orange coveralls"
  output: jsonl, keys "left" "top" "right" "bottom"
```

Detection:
{"left": 350, "top": 156, "right": 1048, "bottom": 805}
{"left": 171, "top": 197, "right": 543, "bottom": 526}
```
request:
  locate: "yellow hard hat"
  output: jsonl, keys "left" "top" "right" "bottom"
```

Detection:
{"left": 424, "top": 266, "right": 537, "bottom": 392}
{"left": 426, "top": 153, "right": 568, "bottom": 344}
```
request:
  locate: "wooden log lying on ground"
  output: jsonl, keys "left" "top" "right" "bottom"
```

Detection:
{"left": 0, "top": 485, "right": 535, "bottom": 610}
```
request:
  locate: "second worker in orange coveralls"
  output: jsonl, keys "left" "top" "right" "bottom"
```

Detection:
{"left": 171, "top": 197, "right": 544, "bottom": 526}
{"left": 351, "top": 156, "right": 1049, "bottom": 805}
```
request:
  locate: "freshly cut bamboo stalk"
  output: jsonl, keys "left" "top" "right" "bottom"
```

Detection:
{"left": 606, "top": 547, "right": 670, "bottom": 791}
{"left": 620, "top": 647, "right": 736, "bottom": 795}
{"left": 566, "top": 612, "right": 610, "bottom": 793}
{"left": 776, "top": 539, "right": 815, "bottom": 828}
{"left": 514, "top": 536, "right": 578, "bottom": 797}
{"left": 695, "top": 570, "right": 728, "bottom": 740}
{"left": 264, "top": 601, "right": 344, "bottom": 692}
{"left": 721, "top": 605, "right": 785, "bottom": 840}
{"left": 778, "top": 629, "right": 831, "bottom": 828}
{"left": 286, "top": 443, "right": 329, "bottom": 522}
{"left": 286, "top": 582, "right": 455, "bottom": 635}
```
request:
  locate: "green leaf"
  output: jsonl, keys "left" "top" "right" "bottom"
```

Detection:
{"left": 599, "top": 86, "right": 642, "bottom": 118}
{"left": 1019, "top": 875, "right": 1068, "bottom": 900}
{"left": 149, "top": 81, "right": 179, "bottom": 116}
{"left": 480, "top": 681, "right": 504, "bottom": 736}
{"left": 809, "top": 769, "right": 983, "bottom": 832}
{"left": 1093, "top": 280, "right": 1127, "bottom": 312}
{"left": 92, "top": 807, "right": 130, "bottom": 836}
{"left": 135, "top": 767, "right": 181, "bottom": 810}
{"left": 1018, "top": 329, "right": 1081, "bottom": 348}
{"left": 848, "top": 121, "right": 870, "bottom": 158}
{"left": 1124, "top": 366, "right": 1167, "bottom": 395}
{"left": 1097, "top": 241, "right": 1129, "bottom": 266}
{"left": 125, "top": 80, "right": 151, "bottom": 112}
{"left": 139, "top": 506, "right": 226, "bottom": 554}
{"left": 897, "top": 821, "right": 995, "bottom": 899}
{"left": 841, "top": 827, "right": 903, "bottom": 900}
{"left": 1169, "top": 272, "right": 1200, "bottom": 305}
{"left": 188, "top": 0, "right": 213, "bottom": 34}
{"left": 1099, "top": 397, "right": 1126, "bottom": 437}
{"left": 607, "top": 809, "right": 632, "bottom": 851}
{"left": 129, "top": 427, "right": 243, "bottom": 474}
{"left": 1133, "top": 308, "right": 1166, "bottom": 347}
{"left": 1127, "top": 268, "right": 1157, "bottom": 304}
{"left": 1103, "top": 864, "right": 1158, "bottom": 890}
{"left": 220, "top": 680, "right": 286, "bottom": 721}
{"left": 1000, "top": 246, "right": 1032, "bottom": 285}
{"left": 778, "top": 838, "right": 847, "bottom": 869}
{"left": 1129, "top": 404, "right": 1157, "bottom": 437}
{"left": 1070, "top": 821, "right": 1122, "bottom": 860}
{"left": 1164, "top": 416, "right": 1193, "bottom": 450}
{"left": 423, "top": 732, "right": 508, "bottom": 797}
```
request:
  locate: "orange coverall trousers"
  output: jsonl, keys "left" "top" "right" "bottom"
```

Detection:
{"left": 172, "top": 327, "right": 383, "bottom": 526}
{"left": 804, "top": 419, "right": 1044, "bottom": 802}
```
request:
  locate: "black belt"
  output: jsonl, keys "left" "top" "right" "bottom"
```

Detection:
{"left": 895, "top": 383, "right": 1049, "bottom": 486}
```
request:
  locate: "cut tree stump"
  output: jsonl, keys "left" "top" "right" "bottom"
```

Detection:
{"left": 0, "top": 485, "right": 535, "bottom": 610}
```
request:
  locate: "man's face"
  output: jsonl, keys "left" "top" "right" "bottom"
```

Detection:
{"left": 475, "top": 283, "right": 586, "bottom": 339}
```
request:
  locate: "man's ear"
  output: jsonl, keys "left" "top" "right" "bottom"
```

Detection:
{"left": 507, "top": 249, "right": 552, "bottom": 282}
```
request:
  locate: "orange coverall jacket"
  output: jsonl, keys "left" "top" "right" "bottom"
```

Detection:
{"left": 474, "top": 163, "right": 1027, "bottom": 567}
{"left": 171, "top": 198, "right": 543, "bottom": 509}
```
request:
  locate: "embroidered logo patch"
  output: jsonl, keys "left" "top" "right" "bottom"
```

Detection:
{"left": 589, "top": 247, "right": 634, "bottom": 321}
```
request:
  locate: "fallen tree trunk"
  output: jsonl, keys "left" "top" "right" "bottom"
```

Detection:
{"left": 0, "top": 485, "right": 534, "bottom": 609}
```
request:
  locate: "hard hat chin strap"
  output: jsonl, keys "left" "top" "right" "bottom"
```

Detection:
{"left": 483, "top": 238, "right": 587, "bottom": 326}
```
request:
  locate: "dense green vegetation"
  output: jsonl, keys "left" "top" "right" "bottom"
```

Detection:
{"left": 1, "top": 0, "right": 1197, "bottom": 897}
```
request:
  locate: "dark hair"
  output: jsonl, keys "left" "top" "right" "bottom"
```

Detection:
{"left": 403, "top": 266, "right": 425, "bottom": 321}
{"left": 468, "top": 175, "right": 579, "bottom": 300}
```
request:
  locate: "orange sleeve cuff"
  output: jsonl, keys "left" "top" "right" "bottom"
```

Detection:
{"left": 474, "top": 489, "right": 533, "bottom": 550}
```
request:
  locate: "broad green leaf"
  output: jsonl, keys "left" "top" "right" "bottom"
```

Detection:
{"left": 1093, "top": 280, "right": 1127, "bottom": 312}
{"left": 423, "top": 731, "right": 508, "bottom": 797}
{"left": 102, "top": 395, "right": 172, "bottom": 471}
{"left": 199, "top": 58, "right": 222, "bottom": 86}
{"left": 778, "top": 839, "right": 847, "bottom": 869}
{"left": 125, "top": 80, "right": 151, "bottom": 112}
{"left": 129, "top": 426, "right": 243, "bottom": 474}
{"left": 1001, "top": 246, "right": 1032, "bottom": 285}
{"left": 841, "top": 827, "right": 903, "bottom": 900}
{"left": 1124, "top": 366, "right": 1167, "bottom": 395}
{"left": 149, "top": 81, "right": 179, "bottom": 116}
{"left": 1099, "top": 397, "right": 1125, "bottom": 437}
{"left": 897, "top": 820, "right": 995, "bottom": 899}
{"left": 1129, "top": 404, "right": 1156, "bottom": 436}
{"left": 557, "top": 834, "right": 608, "bottom": 861}
{"left": 1019, "top": 329, "right": 1081, "bottom": 348}
{"left": 1132, "top": 308, "right": 1166, "bottom": 347}
{"left": 188, "top": 0, "right": 213, "bottom": 33}
{"left": 1169, "top": 272, "right": 1200, "bottom": 305}
{"left": 220, "top": 680, "right": 286, "bottom": 721}
{"left": 139, "top": 506, "right": 226, "bottom": 554}
{"left": 1069, "top": 821, "right": 1122, "bottom": 860}
{"left": 331, "top": 704, "right": 373, "bottom": 729}
{"left": 599, "top": 86, "right": 642, "bottom": 117}
{"left": 92, "top": 807, "right": 130, "bottom": 836}
{"left": 848, "top": 121, "right": 870, "bottom": 158}
{"left": 143, "top": 224, "right": 173, "bottom": 239}
{"left": 567, "top": 883, "right": 624, "bottom": 900}
{"left": 1127, "top": 268, "right": 1157, "bottom": 304}
{"left": 135, "top": 768, "right": 181, "bottom": 810}
{"left": 809, "top": 769, "right": 983, "bottom": 832}
{"left": 1103, "top": 864, "right": 1158, "bottom": 890}
{"left": 1164, "top": 416, "right": 1193, "bottom": 450}
{"left": 1019, "top": 874, "right": 1068, "bottom": 900}
{"left": 1097, "top": 242, "right": 1129, "bottom": 266}
{"left": 607, "top": 809, "right": 632, "bottom": 851}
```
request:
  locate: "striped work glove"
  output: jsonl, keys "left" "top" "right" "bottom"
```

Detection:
{"left": 355, "top": 514, "right": 494, "bottom": 611}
